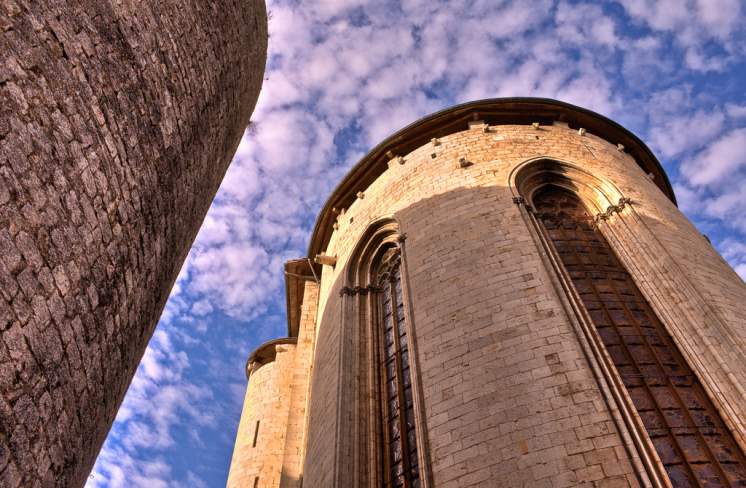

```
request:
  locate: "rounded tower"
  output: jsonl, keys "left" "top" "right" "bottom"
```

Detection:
{"left": 230, "top": 99, "right": 746, "bottom": 487}
{"left": 0, "top": 2, "right": 267, "bottom": 486}
{"left": 228, "top": 338, "right": 298, "bottom": 488}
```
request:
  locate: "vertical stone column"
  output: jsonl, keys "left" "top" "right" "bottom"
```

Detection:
{"left": 0, "top": 1, "right": 267, "bottom": 486}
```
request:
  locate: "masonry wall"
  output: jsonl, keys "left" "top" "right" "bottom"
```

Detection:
{"left": 302, "top": 121, "right": 746, "bottom": 487}
{"left": 281, "top": 281, "right": 319, "bottom": 486}
{"left": 0, "top": 1, "right": 267, "bottom": 486}
{"left": 228, "top": 344, "right": 296, "bottom": 488}
{"left": 228, "top": 280, "right": 319, "bottom": 488}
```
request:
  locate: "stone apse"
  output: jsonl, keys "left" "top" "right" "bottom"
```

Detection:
{"left": 228, "top": 99, "right": 746, "bottom": 488}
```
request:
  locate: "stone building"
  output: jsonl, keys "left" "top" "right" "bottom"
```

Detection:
{"left": 0, "top": 1, "right": 266, "bottom": 486}
{"left": 227, "top": 98, "right": 746, "bottom": 487}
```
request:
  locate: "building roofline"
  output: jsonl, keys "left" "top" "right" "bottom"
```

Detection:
{"left": 283, "top": 258, "right": 317, "bottom": 338}
{"left": 244, "top": 337, "right": 298, "bottom": 380}
{"left": 306, "top": 97, "right": 675, "bottom": 269}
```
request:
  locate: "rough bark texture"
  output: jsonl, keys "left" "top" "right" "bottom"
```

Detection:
{"left": 0, "top": 1, "right": 267, "bottom": 486}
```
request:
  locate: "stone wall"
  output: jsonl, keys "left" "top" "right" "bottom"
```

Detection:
{"left": 302, "top": 120, "right": 746, "bottom": 487}
{"left": 281, "top": 281, "right": 319, "bottom": 486}
{"left": 227, "top": 280, "right": 319, "bottom": 488}
{"left": 0, "top": 1, "right": 267, "bottom": 486}
{"left": 228, "top": 343, "right": 296, "bottom": 488}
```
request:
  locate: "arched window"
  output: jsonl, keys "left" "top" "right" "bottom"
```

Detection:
{"left": 372, "top": 245, "right": 421, "bottom": 488}
{"left": 533, "top": 185, "right": 746, "bottom": 487}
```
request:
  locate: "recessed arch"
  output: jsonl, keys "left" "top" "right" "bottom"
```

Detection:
{"left": 532, "top": 186, "right": 746, "bottom": 486}
{"left": 508, "top": 159, "right": 746, "bottom": 486}
{"left": 509, "top": 157, "right": 626, "bottom": 215}
{"left": 346, "top": 217, "right": 402, "bottom": 289}
{"left": 339, "top": 216, "right": 430, "bottom": 488}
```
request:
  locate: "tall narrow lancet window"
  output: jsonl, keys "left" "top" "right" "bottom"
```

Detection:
{"left": 533, "top": 186, "right": 746, "bottom": 487}
{"left": 374, "top": 247, "right": 421, "bottom": 488}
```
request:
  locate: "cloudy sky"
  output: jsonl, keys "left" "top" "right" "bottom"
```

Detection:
{"left": 86, "top": 0, "right": 746, "bottom": 486}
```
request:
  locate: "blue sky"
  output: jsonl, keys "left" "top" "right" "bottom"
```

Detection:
{"left": 86, "top": 0, "right": 746, "bottom": 486}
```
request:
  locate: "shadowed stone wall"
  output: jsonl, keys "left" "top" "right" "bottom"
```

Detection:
{"left": 0, "top": 1, "right": 267, "bottom": 486}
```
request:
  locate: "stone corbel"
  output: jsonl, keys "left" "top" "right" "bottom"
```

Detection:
{"left": 386, "top": 150, "right": 405, "bottom": 166}
{"left": 315, "top": 253, "right": 337, "bottom": 267}
{"left": 458, "top": 157, "right": 473, "bottom": 168}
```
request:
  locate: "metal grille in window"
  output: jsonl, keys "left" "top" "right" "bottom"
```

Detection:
{"left": 375, "top": 248, "right": 420, "bottom": 488}
{"left": 534, "top": 186, "right": 746, "bottom": 487}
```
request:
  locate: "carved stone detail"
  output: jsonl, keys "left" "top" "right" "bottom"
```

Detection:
{"left": 595, "top": 197, "right": 632, "bottom": 222}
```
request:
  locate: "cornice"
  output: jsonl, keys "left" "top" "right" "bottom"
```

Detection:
{"left": 307, "top": 97, "right": 676, "bottom": 279}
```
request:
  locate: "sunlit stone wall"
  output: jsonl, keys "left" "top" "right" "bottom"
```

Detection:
{"left": 228, "top": 281, "right": 319, "bottom": 488}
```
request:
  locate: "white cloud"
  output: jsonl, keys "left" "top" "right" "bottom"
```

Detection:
{"left": 556, "top": 2, "right": 620, "bottom": 46}
{"left": 191, "top": 300, "right": 213, "bottom": 317}
{"left": 555, "top": 70, "right": 618, "bottom": 117}
{"left": 684, "top": 47, "right": 728, "bottom": 72}
{"left": 185, "top": 471, "right": 209, "bottom": 488}
{"left": 677, "top": 128, "right": 746, "bottom": 236}
{"left": 671, "top": 183, "right": 703, "bottom": 215}
{"left": 87, "top": 324, "right": 213, "bottom": 487}
{"left": 87, "top": 448, "right": 178, "bottom": 488}
{"left": 720, "top": 238, "right": 746, "bottom": 281}
{"left": 726, "top": 103, "right": 746, "bottom": 119}
{"left": 681, "top": 128, "right": 746, "bottom": 187}
{"left": 619, "top": 0, "right": 739, "bottom": 40}
{"left": 650, "top": 110, "right": 725, "bottom": 158}
{"left": 696, "top": 0, "right": 742, "bottom": 39}
{"left": 189, "top": 244, "right": 278, "bottom": 319}
{"left": 618, "top": 0, "right": 744, "bottom": 71}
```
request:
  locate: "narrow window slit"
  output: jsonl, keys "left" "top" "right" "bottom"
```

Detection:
{"left": 252, "top": 420, "right": 260, "bottom": 448}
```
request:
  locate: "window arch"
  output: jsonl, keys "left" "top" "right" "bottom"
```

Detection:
{"left": 531, "top": 185, "right": 746, "bottom": 486}
{"left": 371, "top": 244, "right": 421, "bottom": 488}
{"left": 342, "top": 218, "right": 429, "bottom": 488}
{"left": 509, "top": 157, "right": 624, "bottom": 216}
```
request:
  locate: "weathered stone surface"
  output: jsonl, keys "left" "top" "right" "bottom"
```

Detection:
{"left": 0, "top": 1, "right": 267, "bottom": 485}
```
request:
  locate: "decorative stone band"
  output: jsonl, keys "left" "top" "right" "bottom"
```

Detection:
{"left": 339, "top": 285, "right": 383, "bottom": 297}
{"left": 594, "top": 197, "right": 633, "bottom": 223}
{"left": 513, "top": 195, "right": 634, "bottom": 224}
